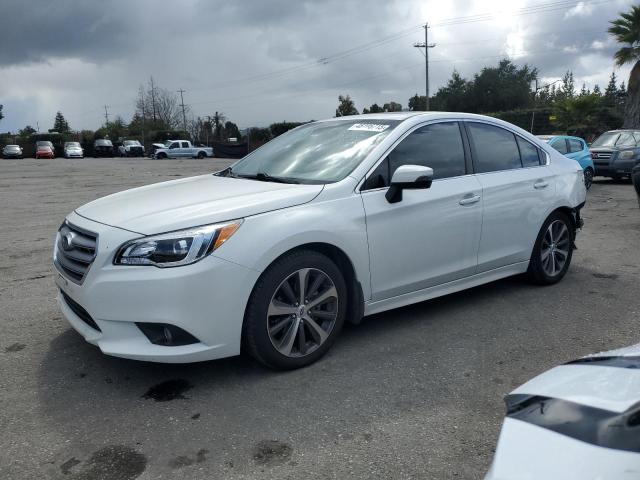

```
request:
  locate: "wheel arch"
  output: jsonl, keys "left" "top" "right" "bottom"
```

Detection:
{"left": 246, "top": 242, "right": 365, "bottom": 327}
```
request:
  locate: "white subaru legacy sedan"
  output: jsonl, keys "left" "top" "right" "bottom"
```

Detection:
{"left": 54, "top": 113, "right": 586, "bottom": 369}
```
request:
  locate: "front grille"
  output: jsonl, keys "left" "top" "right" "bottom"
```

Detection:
{"left": 592, "top": 152, "right": 612, "bottom": 160}
{"left": 129, "top": 146, "right": 143, "bottom": 155}
{"left": 60, "top": 290, "right": 101, "bottom": 331}
{"left": 54, "top": 221, "right": 98, "bottom": 284}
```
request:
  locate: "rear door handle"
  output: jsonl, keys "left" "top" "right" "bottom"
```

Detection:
{"left": 459, "top": 194, "right": 481, "bottom": 206}
{"left": 534, "top": 180, "right": 549, "bottom": 189}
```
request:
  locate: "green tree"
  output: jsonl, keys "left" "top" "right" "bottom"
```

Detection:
{"left": 559, "top": 70, "right": 575, "bottom": 99}
{"left": 604, "top": 71, "right": 619, "bottom": 106}
{"left": 466, "top": 60, "right": 537, "bottom": 112}
{"left": 53, "top": 111, "right": 70, "bottom": 132}
{"left": 18, "top": 125, "right": 37, "bottom": 137}
{"left": 383, "top": 101, "right": 402, "bottom": 112}
{"left": 408, "top": 94, "right": 426, "bottom": 111}
{"left": 104, "top": 116, "right": 127, "bottom": 140}
{"left": 363, "top": 103, "right": 383, "bottom": 114}
{"left": 335, "top": 95, "right": 359, "bottom": 117}
{"left": 222, "top": 121, "right": 241, "bottom": 141}
{"left": 432, "top": 70, "right": 470, "bottom": 111}
{"left": 592, "top": 84, "right": 602, "bottom": 96}
{"left": 609, "top": 4, "right": 640, "bottom": 127}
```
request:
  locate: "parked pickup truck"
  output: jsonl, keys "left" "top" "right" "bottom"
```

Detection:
{"left": 153, "top": 140, "right": 213, "bottom": 159}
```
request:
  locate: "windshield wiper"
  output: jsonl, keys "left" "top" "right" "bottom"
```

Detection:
{"left": 237, "top": 172, "right": 300, "bottom": 184}
{"left": 215, "top": 167, "right": 238, "bottom": 178}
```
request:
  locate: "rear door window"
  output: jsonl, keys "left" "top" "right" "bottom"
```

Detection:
{"left": 568, "top": 139, "right": 584, "bottom": 153}
{"left": 466, "top": 122, "right": 522, "bottom": 173}
{"left": 550, "top": 138, "right": 568, "bottom": 154}
{"left": 516, "top": 136, "right": 542, "bottom": 167}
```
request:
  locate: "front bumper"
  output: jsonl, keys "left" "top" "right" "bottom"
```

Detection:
{"left": 593, "top": 153, "right": 638, "bottom": 177}
{"left": 54, "top": 212, "right": 261, "bottom": 363}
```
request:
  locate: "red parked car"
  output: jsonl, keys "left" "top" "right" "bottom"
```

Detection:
{"left": 35, "top": 145, "right": 55, "bottom": 159}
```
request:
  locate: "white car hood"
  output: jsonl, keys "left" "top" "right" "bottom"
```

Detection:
{"left": 486, "top": 343, "right": 640, "bottom": 479}
{"left": 76, "top": 174, "right": 324, "bottom": 234}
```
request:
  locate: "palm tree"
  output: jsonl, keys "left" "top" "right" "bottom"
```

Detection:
{"left": 609, "top": 5, "right": 640, "bottom": 128}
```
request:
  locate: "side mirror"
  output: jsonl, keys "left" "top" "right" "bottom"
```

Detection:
{"left": 385, "top": 165, "right": 433, "bottom": 203}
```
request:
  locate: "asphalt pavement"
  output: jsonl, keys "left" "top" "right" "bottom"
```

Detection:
{"left": 1, "top": 157, "right": 638, "bottom": 479}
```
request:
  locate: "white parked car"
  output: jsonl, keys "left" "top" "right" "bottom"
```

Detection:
{"left": 63, "top": 141, "right": 84, "bottom": 158}
{"left": 53, "top": 113, "right": 586, "bottom": 369}
{"left": 117, "top": 139, "right": 145, "bottom": 157}
{"left": 486, "top": 343, "right": 640, "bottom": 479}
{"left": 153, "top": 140, "right": 213, "bottom": 159}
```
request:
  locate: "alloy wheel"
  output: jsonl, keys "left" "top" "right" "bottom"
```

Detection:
{"left": 541, "top": 220, "right": 571, "bottom": 277}
{"left": 267, "top": 268, "right": 339, "bottom": 357}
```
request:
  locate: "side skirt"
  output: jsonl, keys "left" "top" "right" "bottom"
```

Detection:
{"left": 364, "top": 261, "right": 529, "bottom": 316}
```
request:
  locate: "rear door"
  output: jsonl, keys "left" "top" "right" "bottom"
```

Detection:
{"left": 361, "top": 121, "right": 483, "bottom": 301}
{"left": 181, "top": 141, "right": 191, "bottom": 157}
{"left": 465, "top": 121, "right": 555, "bottom": 272}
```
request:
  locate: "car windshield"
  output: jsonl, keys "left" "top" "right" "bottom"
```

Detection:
{"left": 230, "top": 119, "right": 401, "bottom": 183}
{"left": 66, "top": 142, "right": 80, "bottom": 147}
{"left": 6, "top": 145, "right": 20, "bottom": 150}
{"left": 95, "top": 139, "right": 112, "bottom": 146}
{"left": 124, "top": 140, "right": 140, "bottom": 146}
{"left": 164, "top": 141, "right": 173, "bottom": 147}
{"left": 36, "top": 141, "right": 52, "bottom": 147}
{"left": 591, "top": 132, "right": 636, "bottom": 147}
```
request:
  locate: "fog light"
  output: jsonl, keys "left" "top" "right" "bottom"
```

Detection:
{"left": 136, "top": 323, "right": 199, "bottom": 346}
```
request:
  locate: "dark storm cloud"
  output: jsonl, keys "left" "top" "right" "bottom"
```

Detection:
{"left": 0, "top": 0, "right": 635, "bottom": 132}
{"left": 0, "top": 0, "right": 140, "bottom": 65}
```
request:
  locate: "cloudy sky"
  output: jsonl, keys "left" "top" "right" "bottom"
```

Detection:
{"left": 0, "top": 0, "right": 635, "bottom": 133}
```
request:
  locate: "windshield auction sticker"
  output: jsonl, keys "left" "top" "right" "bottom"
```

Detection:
{"left": 348, "top": 123, "right": 390, "bottom": 132}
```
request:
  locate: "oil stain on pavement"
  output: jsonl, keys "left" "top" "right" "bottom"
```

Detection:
{"left": 141, "top": 379, "right": 193, "bottom": 402}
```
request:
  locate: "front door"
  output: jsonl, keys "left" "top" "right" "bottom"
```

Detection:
{"left": 361, "top": 121, "right": 483, "bottom": 301}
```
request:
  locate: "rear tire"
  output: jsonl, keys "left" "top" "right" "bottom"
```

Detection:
{"left": 243, "top": 250, "right": 347, "bottom": 370}
{"left": 527, "top": 211, "right": 575, "bottom": 285}
{"left": 584, "top": 168, "right": 593, "bottom": 190}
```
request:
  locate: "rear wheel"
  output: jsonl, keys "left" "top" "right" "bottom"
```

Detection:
{"left": 243, "top": 250, "right": 347, "bottom": 370}
{"left": 584, "top": 168, "right": 593, "bottom": 190}
{"left": 528, "top": 211, "right": 574, "bottom": 285}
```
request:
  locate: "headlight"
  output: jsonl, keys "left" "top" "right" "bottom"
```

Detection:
{"left": 619, "top": 150, "right": 635, "bottom": 160}
{"left": 114, "top": 220, "right": 242, "bottom": 267}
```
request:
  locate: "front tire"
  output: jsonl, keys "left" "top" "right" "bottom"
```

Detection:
{"left": 527, "top": 211, "right": 575, "bottom": 285}
{"left": 243, "top": 250, "right": 347, "bottom": 370}
{"left": 197, "top": 151, "right": 205, "bottom": 159}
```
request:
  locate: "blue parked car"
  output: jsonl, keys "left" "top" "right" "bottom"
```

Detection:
{"left": 537, "top": 135, "right": 595, "bottom": 189}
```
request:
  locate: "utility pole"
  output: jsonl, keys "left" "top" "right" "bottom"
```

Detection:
{"left": 103, "top": 105, "right": 110, "bottom": 125}
{"left": 150, "top": 76, "right": 157, "bottom": 122}
{"left": 413, "top": 23, "right": 436, "bottom": 110}
{"left": 177, "top": 89, "right": 187, "bottom": 131}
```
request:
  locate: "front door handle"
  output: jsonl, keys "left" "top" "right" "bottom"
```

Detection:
{"left": 459, "top": 194, "right": 481, "bottom": 206}
{"left": 534, "top": 180, "right": 549, "bottom": 189}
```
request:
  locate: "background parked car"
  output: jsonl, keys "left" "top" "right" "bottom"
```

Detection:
{"left": 538, "top": 135, "right": 595, "bottom": 189}
{"left": 2, "top": 145, "right": 23, "bottom": 159}
{"left": 589, "top": 129, "right": 640, "bottom": 181}
{"left": 117, "top": 139, "right": 145, "bottom": 157}
{"left": 63, "top": 141, "right": 84, "bottom": 158}
{"left": 93, "top": 139, "right": 114, "bottom": 157}
{"left": 35, "top": 145, "right": 55, "bottom": 159}
{"left": 35, "top": 140, "right": 55, "bottom": 158}
{"left": 486, "top": 342, "right": 640, "bottom": 480}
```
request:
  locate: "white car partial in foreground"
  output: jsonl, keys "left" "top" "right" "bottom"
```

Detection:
{"left": 486, "top": 343, "right": 640, "bottom": 479}
{"left": 54, "top": 112, "right": 586, "bottom": 369}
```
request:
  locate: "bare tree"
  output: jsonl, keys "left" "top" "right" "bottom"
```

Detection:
{"left": 135, "top": 77, "right": 189, "bottom": 130}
